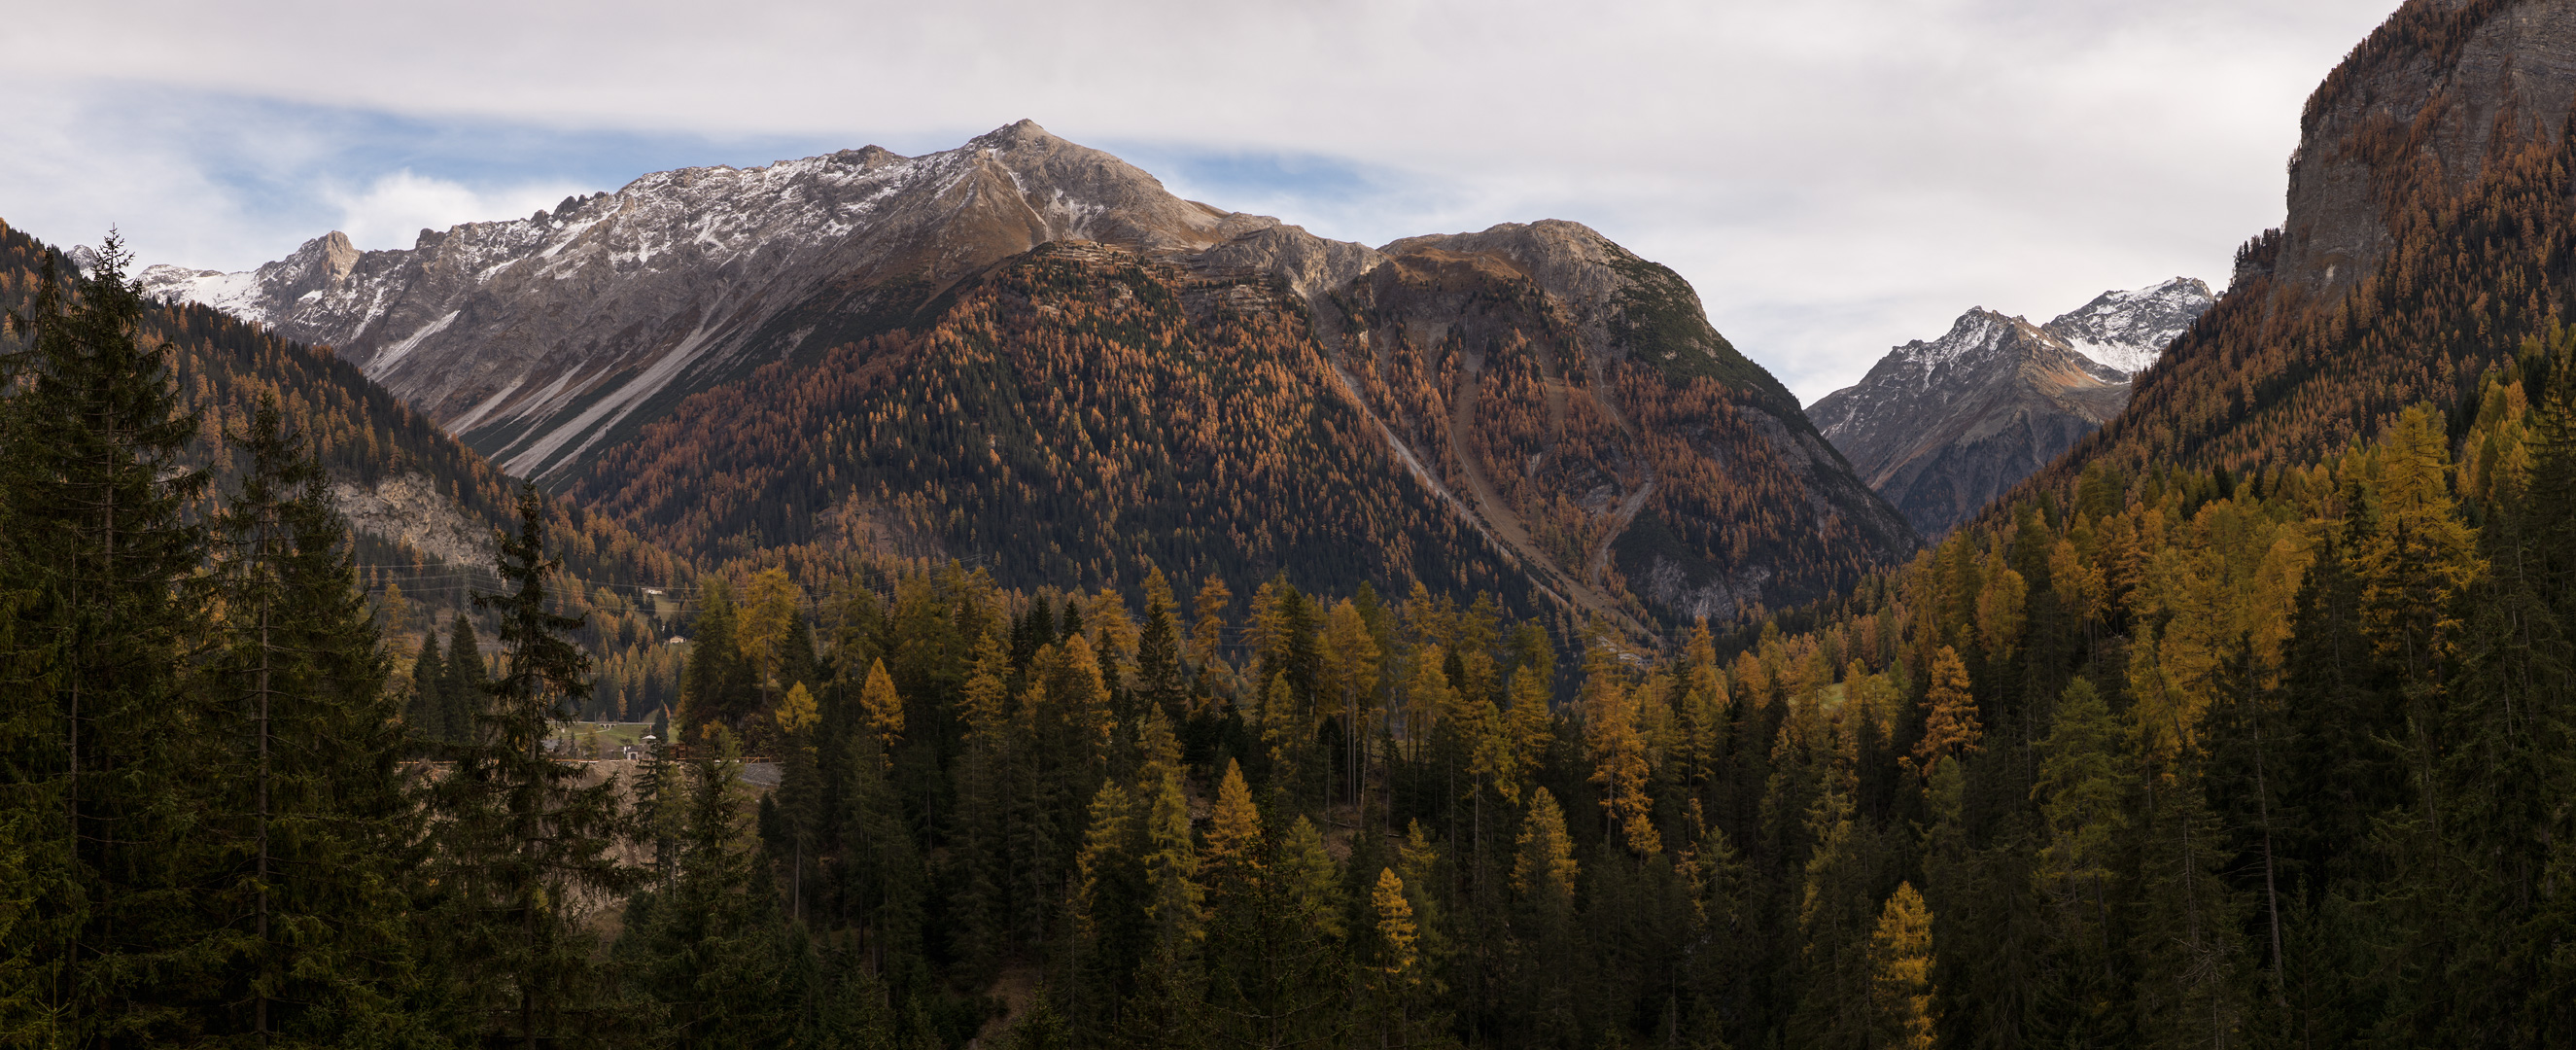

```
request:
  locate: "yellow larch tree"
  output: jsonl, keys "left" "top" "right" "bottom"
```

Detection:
{"left": 1514, "top": 788, "right": 1580, "bottom": 916}
{"left": 1869, "top": 882, "right": 1937, "bottom": 1050}
{"left": 1581, "top": 642, "right": 1658, "bottom": 856}
{"left": 857, "top": 657, "right": 904, "bottom": 755}
{"left": 1913, "top": 646, "right": 1981, "bottom": 779}
{"left": 737, "top": 567, "right": 803, "bottom": 702}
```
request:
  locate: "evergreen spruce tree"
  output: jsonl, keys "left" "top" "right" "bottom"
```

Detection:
{"left": 616, "top": 728, "right": 798, "bottom": 1049}
{"left": 423, "top": 485, "right": 633, "bottom": 1047}
{"left": 2031, "top": 677, "right": 2129, "bottom": 1028}
{"left": 682, "top": 578, "right": 754, "bottom": 739}
{"left": 409, "top": 628, "right": 450, "bottom": 754}
{"left": 444, "top": 613, "right": 488, "bottom": 747}
{"left": 0, "top": 235, "right": 210, "bottom": 1042}
{"left": 1789, "top": 787, "right": 1879, "bottom": 1050}
{"left": 1134, "top": 567, "right": 1186, "bottom": 721}
{"left": 195, "top": 398, "right": 426, "bottom": 1044}
{"left": 839, "top": 723, "right": 924, "bottom": 989}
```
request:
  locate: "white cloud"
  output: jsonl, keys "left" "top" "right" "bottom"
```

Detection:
{"left": 321, "top": 171, "right": 589, "bottom": 254}
{"left": 0, "top": 0, "right": 2401, "bottom": 402}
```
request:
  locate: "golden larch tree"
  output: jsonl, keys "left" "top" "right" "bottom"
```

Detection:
{"left": 857, "top": 657, "right": 905, "bottom": 753}
{"left": 1869, "top": 882, "right": 1937, "bottom": 1050}
{"left": 1913, "top": 646, "right": 1981, "bottom": 779}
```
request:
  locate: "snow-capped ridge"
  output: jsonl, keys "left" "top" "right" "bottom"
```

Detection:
{"left": 2040, "top": 276, "right": 2214, "bottom": 376}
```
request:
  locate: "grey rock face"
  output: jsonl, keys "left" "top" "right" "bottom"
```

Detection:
{"left": 2270, "top": 0, "right": 2576, "bottom": 298}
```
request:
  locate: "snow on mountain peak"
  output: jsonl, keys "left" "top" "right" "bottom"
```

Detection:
{"left": 2040, "top": 277, "right": 2214, "bottom": 376}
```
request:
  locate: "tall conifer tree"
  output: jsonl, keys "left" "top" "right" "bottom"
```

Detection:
{"left": 0, "top": 235, "right": 209, "bottom": 1042}
{"left": 423, "top": 485, "right": 632, "bottom": 1047}
{"left": 197, "top": 398, "right": 423, "bottom": 1044}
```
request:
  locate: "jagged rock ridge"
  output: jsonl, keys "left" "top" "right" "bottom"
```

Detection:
{"left": 143, "top": 121, "right": 1272, "bottom": 481}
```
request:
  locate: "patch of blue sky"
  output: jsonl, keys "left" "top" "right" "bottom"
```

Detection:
{"left": 27, "top": 85, "right": 994, "bottom": 267}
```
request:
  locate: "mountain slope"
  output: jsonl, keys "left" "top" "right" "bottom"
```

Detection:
{"left": 144, "top": 124, "right": 1915, "bottom": 627}
{"left": 568, "top": 225, "right": 1915, "bottom": 626}
{"left": 1809, "top": 279, "right": 2210, "bottom": 535}
{"left": 2030, "top": 0, "right": 2576, "bottom": 492}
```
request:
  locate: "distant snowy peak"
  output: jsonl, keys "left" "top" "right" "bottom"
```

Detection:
{"left": 141, "top": 229, "right": 362, "bottom": 326}
{"left": 2040, "top": 277, "right": 2214, "bottom": 376}
{"left": 1891, "top": 308, "right": 2040, "bottom": 373}
{"left": 1804, "top": 279, "right": 2209, "bottom": 537}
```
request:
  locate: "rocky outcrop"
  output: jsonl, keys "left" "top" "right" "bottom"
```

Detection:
{"left": 1809, "top": 277, "right": 2211, "bottom": 536}
{"left": 2272, "top": 0, "right": 2576, "bottom": 298}
{"left": 329, "top": 472, "right": 494, "bottom": 568}
{"left": 2035, "top": 0, "right": 2576, "bottom": 486}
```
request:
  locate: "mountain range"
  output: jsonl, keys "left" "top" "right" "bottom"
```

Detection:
{"left": 1808, "top": 278, "right": 2211, "bottom": 535}
{"left": 142, "top": 122, "right": 1917, "bottom": 627}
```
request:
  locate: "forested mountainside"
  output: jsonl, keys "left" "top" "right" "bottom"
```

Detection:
{"left": 574, "top": 230, "right": 1910, "bottom": 634}
{"left": 2031, "top": 0, "right": 2576, "bottom": 491}
{"left": 1704, "top": 331, "right": 2576, "bottom": 1047}
{"left": 1809, "top": 280, "right": 2211, "bottom": 537}
{"left": 148, "top": 124, "right": 1913, "bottom": 629}
{"left": 31, "top": 4, "right": 2576, "bottom": 1048}
{"left": 0, "top": 222, "right": 693, "bottom": 718}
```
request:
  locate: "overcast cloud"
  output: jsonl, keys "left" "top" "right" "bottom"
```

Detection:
{"left": 3, "top": 0, "right": 2396, "bottom": 402}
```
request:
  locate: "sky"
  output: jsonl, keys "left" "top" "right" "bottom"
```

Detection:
{"left": 5, "top": 0, "right": 2398, "bottom": 403}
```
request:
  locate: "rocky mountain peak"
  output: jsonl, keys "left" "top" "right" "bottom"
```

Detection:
{"left": 1808, "top": 277, "right": 2207, "bottom": 536}
{"left": 971, "top": 118, "right": 1055, "bottom": 150}
{"left": 2039, "top": 276, "right": 2214, "bottom": 375}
